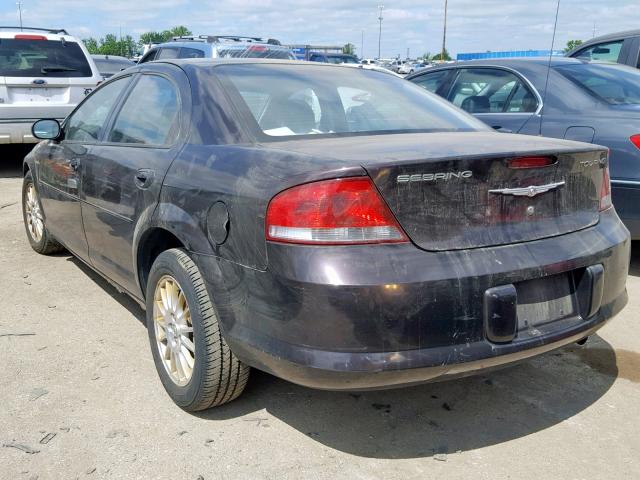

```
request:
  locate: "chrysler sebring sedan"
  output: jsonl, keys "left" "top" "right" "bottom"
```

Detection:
{"left": 23, "top": 60, "right": 629, "bottom": 411}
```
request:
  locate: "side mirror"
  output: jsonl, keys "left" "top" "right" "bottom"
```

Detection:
{"left": 32, "top": 119, "right": 62, "bottom": 140}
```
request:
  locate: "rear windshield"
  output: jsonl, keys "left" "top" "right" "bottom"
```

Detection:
{"left": 0, "top": 38, "right": 92, "bottom": 77}
{"left": 216, "top": 47, "right": 292, "bottom": 60}
{"left": 555, "top": 63, "right": 640, "bottom": 105}
{"left": 326, "top": 55, "right": 359, "bottom": 64}
{"left": 93, "top": 58, "right": 134, "bottom": 75}
{"left": 216, "top": 64, "right": 486, "bottom": 138}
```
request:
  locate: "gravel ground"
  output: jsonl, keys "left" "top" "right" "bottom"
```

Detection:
{"left": 1, "top": 148, "right": 639, "bottom": 480}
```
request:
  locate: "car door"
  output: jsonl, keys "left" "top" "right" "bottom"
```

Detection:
{"left": 36, "top": 75, "right": 132, "bottom": 260}
{"left": 80, "top": 66, "right": 188, "bottom": 297}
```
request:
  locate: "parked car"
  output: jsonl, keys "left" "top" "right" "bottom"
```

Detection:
{"left": 91, "top": 54, "right": 135, "bottom": 80}
{"left": 407, "top": 57, "right": 640, "bottom": 238}
{"left": 386, "top": 59, "right": 403, "bottom": 73}
{"left": 24, "top": 59, "right": 629, "bottom": 410}
{"left": 309, "top": 53, "right": 359, "bottom": 64}
{"left": 0, "top": 26, "right": 102, "bottom": 144}
{"left": 567, "top": 29, "right": 640, "bottom": 69}
{"left": 398, "top": 62, "right": 428, "bottom": 75}
{"left": 138, "top": 35, "right": 294, "bottom": 63}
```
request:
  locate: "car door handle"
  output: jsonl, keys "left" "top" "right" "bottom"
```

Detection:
{"left": 492, "top": 126, "right": 513, "bottom": 133}
{"left": 134, "top": 169, "right": 155, "bottom": 189}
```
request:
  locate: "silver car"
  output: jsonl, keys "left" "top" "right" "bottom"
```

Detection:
{"left": 0, "top": 27, "right": 102, "bottom": 144}
{"left": 137, "top": 35, "right": 294, "bottom": 64}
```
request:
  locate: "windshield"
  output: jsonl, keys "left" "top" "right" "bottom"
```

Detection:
{"left": 216, "top": 64, "right": 487, "bottom": 138}
{"left": 555, "top": 63, "right": 640, "bottom": 105}
{"left": 216, "top": 46, "right": 293, "bottom": 60}
{"left": 0, "top": 38, "right": 92, "bottom": 77}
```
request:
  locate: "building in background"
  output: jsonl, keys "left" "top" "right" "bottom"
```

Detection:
{"left": 456, "top": 50, "right": 564, "bottom": 61}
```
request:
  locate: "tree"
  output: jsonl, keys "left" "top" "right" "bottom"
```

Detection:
{"left": 565, "top": 39, "right": 583, "bottom": 53}
{"left": 342, "top": 43, "right": 355, "bottom": 55}
{"left": 139, "top": 31, "right": 166, "bottom": 45}
{"left": 139, "top": 26, "right": 193, "bottom": 48}
{"left": 432, "top": 48, "right": 451, "bottom": 62}
{"left": 419, "top": 52, "right": 432, "bottom": 62}
{"left": 82, "top": 38, "right": 99, "bottom": 54}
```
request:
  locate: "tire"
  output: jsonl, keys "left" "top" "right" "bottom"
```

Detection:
{"left": 146, "top": 248, "right": 250, "bottom": 410}
{"left": 22, "top": 171, "right": 64, "bottom": 255}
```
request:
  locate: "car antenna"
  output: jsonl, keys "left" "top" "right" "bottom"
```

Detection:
{"left": 540, "top": 0, "right": 561, "bottom": 136}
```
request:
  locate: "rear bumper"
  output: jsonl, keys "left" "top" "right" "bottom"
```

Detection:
{"left": 195, "top": 208, "right": 630, "bottom": 390}
{"left": 0, "top": 118, "right": 64, "bottom": 144}
{"left": 225, "top": 293, "right": 626, "bottom": 390}
{"left": 612, "top": 180, "right": 640, "bottom": 239}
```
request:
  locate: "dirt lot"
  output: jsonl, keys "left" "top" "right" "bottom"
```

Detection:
{"left": 1, "top": 147, "right": 639, "bottom": 480}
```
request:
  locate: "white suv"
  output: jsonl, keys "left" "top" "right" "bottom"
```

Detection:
{"left": 0, "top": 27, "right": 102, "bottom": 144}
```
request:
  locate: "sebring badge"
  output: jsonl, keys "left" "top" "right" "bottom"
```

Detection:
{"left": 397, "top": 171, "right": 473, "bottom": 183}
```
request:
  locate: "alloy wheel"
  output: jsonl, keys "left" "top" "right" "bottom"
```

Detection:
{"left": 153, "top": 275, "right": 195, "bottom": 386}
{"left": 25, "top": 183, "right": 44, "bottom": 242}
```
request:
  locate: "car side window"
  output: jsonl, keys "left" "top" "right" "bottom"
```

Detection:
{"left": 107, "top": 75, "right": 180, "bottom": 146}
{"left": 574, "top": 40, "right": 624, "bottom": 63}
{"left": 447, "top": 68, "right": 537, "bottom": 114}
{"left": 65, "top": 76, "right": 131, "bottom": 142}
{"left": 157, "top": 47, "right": 181, "bottom": 60}
{"left": 179, "top": 47, "right": 205, "bottom": 59}
{"left": 411, "top": 70, "right": 451, "bottom": 94}
{"left": 139, "top": 49, "right": 158, "bottom": 64}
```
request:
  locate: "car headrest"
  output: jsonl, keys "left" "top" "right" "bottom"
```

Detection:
{"left": 461, "top": 95, "right": 490, "bottom": 113}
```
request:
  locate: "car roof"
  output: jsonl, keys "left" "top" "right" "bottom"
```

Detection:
{"left": 420, "top": 56, "right": 632, "bottom": 70}
{"left": 0, "top": 30, "right": 78, "bottom": 42}
{"left": 568, "top": 29, "right": 640, "bottom": 54}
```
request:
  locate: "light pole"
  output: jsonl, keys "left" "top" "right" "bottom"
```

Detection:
{"left": 377, "top": 4, "right": 384, "bottom": 60}
{"left": 16, "top": 2, "right": 23, "bottom": 31}
{"left": 441, "top": 0, "right": 448, "bottom": 62}
{"left": 361, "top": 30, "right": 364, "bottom": 59}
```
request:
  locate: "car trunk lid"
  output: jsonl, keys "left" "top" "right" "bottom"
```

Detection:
{"left": 265, "top": 132, "right": 608, "bottom": 251}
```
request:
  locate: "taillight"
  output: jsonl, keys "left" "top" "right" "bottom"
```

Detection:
{"left": 630, "top": 134, "right": 640, "bottom": 150}
{"left": 266, "top": 177, "right": 408, "bottom": 245}
{"left": 600, "top": 165, "right": 612, "bottom": 211}
{"left": 14, "top": 34, "right": 47, "bottom": 40}
{"left": 507, "top": 156, "right": 556, "bottom": 169}
{"left": 248, "top": 45, "right": 268, "bottom": 53}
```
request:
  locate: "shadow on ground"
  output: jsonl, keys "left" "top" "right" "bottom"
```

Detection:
{"left": 0, "top": 145, "right": 32, "bottom": 178}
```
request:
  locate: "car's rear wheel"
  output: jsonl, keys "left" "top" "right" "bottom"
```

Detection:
{"left": 146, "top": 248, "right": 250, "bottom": 410}
{"left": 22, "top": 171, "right": 64, "bottom": 255}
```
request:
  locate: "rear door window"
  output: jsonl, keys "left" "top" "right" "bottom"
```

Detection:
{"left": 179, "top": 47, "right": 205, "bottom": 59}
{"left": 157, "top": 47, "right": 180, "bottom": 60}
{"left": 573, "top": 40, "right": 624, "bottom": 63}
{"left": 0, "top": 38, "right": 92, "bottom": 77}
{"left": 411, "top": 70, "right": 453, "bottom": 94}
{"left": 447, "top": 68, "right": 537, "bottom": 113}
{"left": 107, "top": 75, "right": 180, "bottom": 145}
{"left": 65, "top": 76, "right": 131, "bottom": 142}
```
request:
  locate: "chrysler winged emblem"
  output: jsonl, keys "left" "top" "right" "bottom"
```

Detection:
{"left": 488, "top": 181, "right": 565, "bottom": 198}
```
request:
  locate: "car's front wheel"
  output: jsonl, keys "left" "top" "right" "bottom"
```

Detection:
{"left": 146, "top": 248, "right": 250, "bottom": 410}
{"left": 22, "top": 171, "right": 64, "bottom": 255}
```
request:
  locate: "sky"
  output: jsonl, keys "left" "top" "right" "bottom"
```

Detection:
{"left": 1, "top": 0, "right": 639, "bottom": 59}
